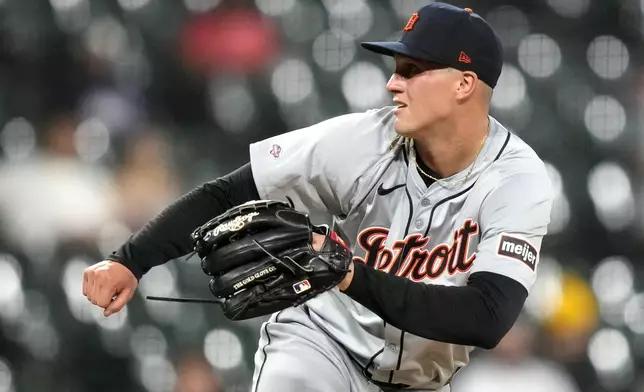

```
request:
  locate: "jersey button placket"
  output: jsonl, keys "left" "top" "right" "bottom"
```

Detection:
{"left": 414, "top": 218, "right": 423, "bottom": 229}
{"left": 421, "top": 198, "right": 430, "bottom": 207}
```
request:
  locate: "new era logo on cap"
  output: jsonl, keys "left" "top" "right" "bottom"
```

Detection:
{"left": 292, "top": 279, "right": 312, "bottom": 294}
{"left": 458, "top": 51, "right": 471, "bottom": 63}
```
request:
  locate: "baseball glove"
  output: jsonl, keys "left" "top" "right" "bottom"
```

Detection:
{"left": 191, "top": 200, "right": 352, "bottom": 321}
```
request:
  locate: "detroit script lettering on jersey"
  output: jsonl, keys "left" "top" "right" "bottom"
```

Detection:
{"left": 353, "top": 220, "right": 479, "bottom": 282}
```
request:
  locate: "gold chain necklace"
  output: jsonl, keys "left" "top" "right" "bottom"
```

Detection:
{"left": 414, "top": 126, "right": 489, "bottom": 187}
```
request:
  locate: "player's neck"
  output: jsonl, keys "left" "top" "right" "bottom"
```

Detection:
{"left": 413, "top": 114, "right": 489, "bottom": 179}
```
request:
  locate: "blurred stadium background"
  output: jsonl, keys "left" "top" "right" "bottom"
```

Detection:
{"left": 0, "top": 0, "right": 642, "bottom": 391}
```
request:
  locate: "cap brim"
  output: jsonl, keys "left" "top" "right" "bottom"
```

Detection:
{"left": 360, "top": 41, "right": 411, "bottom": 57}
{"left": 361, "top": 41, "right": 446, "bottom": 66}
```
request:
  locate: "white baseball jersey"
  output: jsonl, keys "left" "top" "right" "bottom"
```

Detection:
{"left": 249, "top": 106, "right": 554, "bottom": 390}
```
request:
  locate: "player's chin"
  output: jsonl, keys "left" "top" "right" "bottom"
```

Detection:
{"left": 393, "top": 119, "right": 417, "bottom": 136}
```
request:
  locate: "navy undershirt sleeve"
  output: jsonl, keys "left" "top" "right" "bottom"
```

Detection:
{"left": 107, "top": 162, "right": 260, "bottom": 279}
{"left": 342, "top": 263, "right": 528, "bottom": 349}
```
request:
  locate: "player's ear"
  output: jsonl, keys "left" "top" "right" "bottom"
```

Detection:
{"left": 455, "top": 70, "right": 478, "bottom": 102}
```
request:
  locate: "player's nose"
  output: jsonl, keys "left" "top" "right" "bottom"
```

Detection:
{"left": 386, "top": 73, "right": 405, "bottom": 94}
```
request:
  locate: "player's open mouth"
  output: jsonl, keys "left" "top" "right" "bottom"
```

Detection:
{"left": 393, "top": 99, "right": 407, "bottom": 109}
{"left": 393, "top": 103, "right": 407, "bottom": 115}
{"left": 393, "top": 100, "right": 407, "bottom": 114}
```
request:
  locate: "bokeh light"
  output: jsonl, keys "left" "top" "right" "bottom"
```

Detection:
{"left": 118, "top": 0, "right": 152, "bottom": 12}
{"left": 280, "top": 1, "right": 325, "bottom": 43}
{"left": 587, "top": 36, "right": 630, "bottom": 80}
{"left": 325, "top": 0, "right": 374, "bottom": 39}
{"left": 588, "top": 328, "right": 632, "bottom": 385}
{"left": 271, "top": 58, "right": 315, "bottom": 104}
{"left": 138, "top": 356, "right": 177, "bottom": 392}
{"left": 524, "top": 256, "right": 564, "bottom": 321}
{"left": 389, "top": 0, "right": 432, "bottom": 20}
{"left": 138, "top": 265, "right": 184, "bottom": 325}
{"left": 0, "top": 118, "right": 36, "bottom": 161}
{"left": 584, "top": 95, "right": 626, "bottom": 142}
{"left": 255, "top": 0, "right": 296, "bottom": 16}
{"left": 62, "top": 257, "right": 94, "bottom": 323}
{"left": 312, "top": 30, "right": 357, "bottom": 72}
{"left": 546, "top": 0, "right": 590, "bottom": 18}
{"left": 130, "top": 325, "right": 168, "bottom": 361}
{"left": 96, "top": 221, "right": 133, "bottom": 260}
{"left": 591, "top": 256, "right": 634, "bottom": 307}
{"left": 138, "top": 264, "right": 178, "bottom": 299}
{"left": 517, "top": 34, "right": 562, "bottom": 78}
{"left": 485, "top": 6, "right": 530, "bottom": 49}
{"left": 624, "top": 293, "right": 644, "bottom": 334}
{"left": 83, "top": 17, "right": 129, "bottom": 63}
{"left": 100, "top": 326, "right": 133, "bottom": 358}
{"left": 587, "top": 162, "right": 634, "bottom": 231}
{"left": 491, "top": 64, "right": 526, "bottom": 110}
{"left": 255, "top": 0, "right": 294, "bottom": 16}
{"left": 17, "top": 292, "right": 60, "bottom": 361}
{"left": 0, "top": 358, "right": 12, "bottom": 392}
{"left": 93, "top": 305, "right": 129, "bottom": 331}
{"left": 184, "top": 0, "right": 221, "bottom": 13}
{"left": 0, "top": 256, "right": 22, "bottom": 306}
{"left": 545, "top": 162, "right": 563, "bottom": 198}
{"left": 591, "top": 256, "right": 634, "bottom": 326}
{"left": 547, "top": 194, "right": 571, "bottom": 235}
{"left": 209, "top": 77, "right": 256, "bottom": 134}
{"left": 74, "top": 118, "right": 111, "bottom": 162}
{"left": 341, "top": 61, "right": 388, "bottom": 111}
{"left": 0, "top": 254, "right": 23, "bottom": 322}
{"left": 49, "top": 0, "right": 83, "bottom": 10}
{"left": 49, "top": 0, "right": 90, "bottom": 33}
{"left": 204, "top": 329, "right": 243, "bottom": 369}
{"left": 544, "top": 163, "right": 570, "bottom": 234}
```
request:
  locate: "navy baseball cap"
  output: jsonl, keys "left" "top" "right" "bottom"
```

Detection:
{"left": 362, "top": 2, "right": 503, "bottom": 88}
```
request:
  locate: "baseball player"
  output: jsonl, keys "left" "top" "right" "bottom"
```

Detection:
{"left": 82, "top": 3, "right": 554, "bottom": 392}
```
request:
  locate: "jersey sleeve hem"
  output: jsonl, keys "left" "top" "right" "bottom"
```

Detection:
{"left": 249, "top": 143, "right": 272, "bottom": 201}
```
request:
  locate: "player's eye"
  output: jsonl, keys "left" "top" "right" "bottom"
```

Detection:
{"left": 396, "top": 64, "right": 424, "bottom": 79}
{"left": 394, "top": 61, "right": 448, "bottom": 79}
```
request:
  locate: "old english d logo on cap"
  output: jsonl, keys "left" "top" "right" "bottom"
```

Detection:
{"left": 403, "top": 13, "right": 419, "bottom": 31}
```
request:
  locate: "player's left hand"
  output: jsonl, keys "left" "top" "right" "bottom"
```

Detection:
{"left": 192, "top": 199, "right": 353, "bottom": 321}
{"left": 312, "top": 233, "right": 355, "bottom": 291}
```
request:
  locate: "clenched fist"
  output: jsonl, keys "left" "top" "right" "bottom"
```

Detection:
{"left": 82, "top": 260, "right": 138, "bottom": 317}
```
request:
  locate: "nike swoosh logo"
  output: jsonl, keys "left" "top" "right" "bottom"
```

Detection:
{"left": 377, "top": 183, "right": 405, "bottom": 196}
